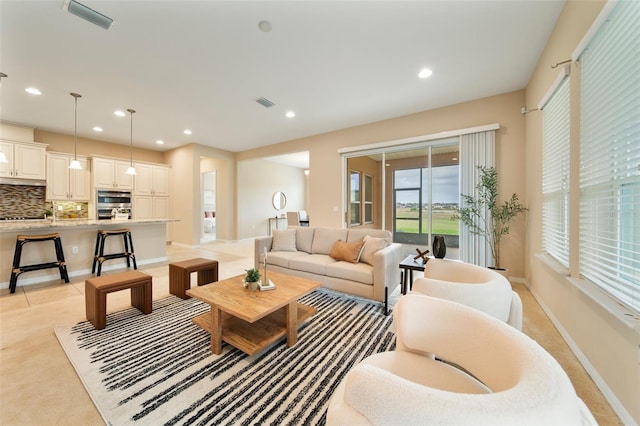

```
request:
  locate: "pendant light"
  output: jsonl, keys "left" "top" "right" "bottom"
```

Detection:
{"left": 69, "top": 92, "right": 83, "bottom": 170}
{"left": 125, "top": 108, "right": 136, "bottom": 175}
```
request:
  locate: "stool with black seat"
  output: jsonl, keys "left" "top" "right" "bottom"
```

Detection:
{"left": 9, "top": 233, "right": 70, "bottom": 293}
{"left": 92, "top": 228, "right": 137, "bottom": 276}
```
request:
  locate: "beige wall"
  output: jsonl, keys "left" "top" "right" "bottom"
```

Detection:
{"left": 238, "top": 89, "right": 527, "bottom": 276}
{"left": 237, "top": 159, "right": 306, "bottom": 239}
{"left": 34, "top": 130, "right": 164, "bottom": 163}
{"left": 164, "top": 143, "right": 236, "bottom": 245}
{"left": 525, "top": 1, "right": 638, "bottom": 423}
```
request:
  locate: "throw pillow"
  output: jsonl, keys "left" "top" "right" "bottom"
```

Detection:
{"left": 329, "top": 239, "right": 365, "bottom": 263}
{"left": 271, "top": 229, "right": 297, "bottom": 252}
{"left": 359, "top": 235, "right": 389, "bottom": 265}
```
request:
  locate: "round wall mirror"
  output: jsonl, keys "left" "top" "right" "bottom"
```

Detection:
{"left": 272, "top": 191, "right": 287, "bottom": 211}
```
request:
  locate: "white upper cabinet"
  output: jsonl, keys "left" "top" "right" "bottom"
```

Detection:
{"left": 134, "top": 163, "right": 170, "bottom": 196}
{"left": 46, "top": 153, "right": 90, "bottom": 201}
{"left": 0, "top": 140, "right": 46, "bottom": 180}
{"left": 92, "top": 157, "right": 134, "bottom": 190}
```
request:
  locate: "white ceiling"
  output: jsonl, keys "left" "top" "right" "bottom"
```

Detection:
{"left": 0, "top": 0, "right": 564, "bottom": 154}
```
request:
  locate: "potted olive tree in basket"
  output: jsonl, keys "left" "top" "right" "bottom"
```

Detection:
{"left": 452, "top": 166, "right": 527, "bottom": 271}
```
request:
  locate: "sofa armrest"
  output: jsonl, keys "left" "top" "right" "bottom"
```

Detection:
{"left": 254, "top": 236, "right": 273, "bottom": 269}
{"left": 372, "top": 243, "right": 402, "bottom": 302}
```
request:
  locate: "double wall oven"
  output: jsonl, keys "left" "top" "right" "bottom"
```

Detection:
{"left": 96, "top": 190, "right": 132, "bottom": 220}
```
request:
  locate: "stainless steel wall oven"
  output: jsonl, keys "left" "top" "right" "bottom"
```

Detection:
{"left": 96, "top": 190, "right": 132, "bottom": 220}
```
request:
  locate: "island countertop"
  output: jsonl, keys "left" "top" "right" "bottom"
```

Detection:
{"left": 0, "top": 218, "right": 177, "bottom": 289}
{"left": 0, "top": 218, "right": 178, "bottom": 232}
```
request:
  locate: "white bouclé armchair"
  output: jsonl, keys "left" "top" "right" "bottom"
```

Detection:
{"left": 411, "top": 258, "right": 523, "bottom": 329}
{"left": 326, "top": 294, "right": 596, "bottom": 425}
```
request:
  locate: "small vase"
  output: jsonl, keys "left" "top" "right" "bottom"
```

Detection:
{"left": 432, "top": 235, "right": 446, "bottom": 259}
{"left": 248, "top": 281, "right": 260, "bottom": 291}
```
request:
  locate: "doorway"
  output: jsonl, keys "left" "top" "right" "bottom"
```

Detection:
{"left": 201, "top": 171, "right": 216, "bottom": 243}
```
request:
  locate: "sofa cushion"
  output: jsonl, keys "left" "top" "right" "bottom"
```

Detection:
{"left": 326, "top": 261, "right": 373, "bottom": 285}
{"left": 296, "top": 227, "right": 315, "bottom": 253}
{"left": 360, "top": 235, "right": 389, "bottom": 265}
{"left": 289, "top": 254, "right": 337, "bottom": 275}
{"left": 311, "top": 228, "right": 349, "bottom": 255}
{"left": 266, "top": 251, "right": 309, "bottom": 268}
{"left": 347, "top": 229, "right": 391, "bottom": 243}
{"left": 329, "top": 239, "right": 365, "bottom": 264}
{"left": 271, "top": 229, "right": 297, "bottom": 252}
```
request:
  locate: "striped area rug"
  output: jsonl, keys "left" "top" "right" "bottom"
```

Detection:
{"left": 55, "top": 289, "right": 395, "bottom": 425}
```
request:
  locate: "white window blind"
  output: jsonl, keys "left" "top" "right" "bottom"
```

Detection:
{"left": 542, "top": 76, "right": 570, "bottom": 267}
{"left": 579, "top": 0, "right": 640, "bottom": 312}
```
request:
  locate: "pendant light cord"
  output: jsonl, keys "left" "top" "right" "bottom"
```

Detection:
{"left": 74, "top": 96, "right": 78, "bottom": 160}
{"left": 128, "top": 109, "right": 136, "bottom": 167}
{"left": 70, "top": 92, "right": 81, "bottom": 161}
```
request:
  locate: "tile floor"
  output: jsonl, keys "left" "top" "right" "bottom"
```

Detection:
{"left": 0, "top": 239, "right": 621, "bottom": 425}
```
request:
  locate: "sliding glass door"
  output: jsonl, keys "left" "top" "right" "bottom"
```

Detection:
{"left": 345, "top": 139, "right": 460, "bottom": 258}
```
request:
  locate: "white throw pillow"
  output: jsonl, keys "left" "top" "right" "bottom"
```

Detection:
{"left": 271, "top": 229, "right": 297, "bottom": 252}
{"left": 359, "top": 235, "right": 389, "bottom": 265}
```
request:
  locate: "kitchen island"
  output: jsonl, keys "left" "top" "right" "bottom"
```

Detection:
{"left": 0, "top": 218, "right": 176, "bottom": 290}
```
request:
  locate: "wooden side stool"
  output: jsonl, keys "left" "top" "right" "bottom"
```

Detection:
{"left": 169, "top": 258, "right": 219, "bottom": 299}
{"left": 10, "top": 233, "right": 70, "bottom": 293}
{"left": 85, "top": 270, "right": 152, "bottom": 330}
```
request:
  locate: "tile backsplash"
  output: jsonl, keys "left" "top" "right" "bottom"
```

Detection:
{"left": 0, "top": 184, "right": 47, "bottom": 218}
{"left": 0, "top": 184, "right": 89, "bottom": 219}
{"left": 52, "top": 200, "right": 89, "bottom": 219}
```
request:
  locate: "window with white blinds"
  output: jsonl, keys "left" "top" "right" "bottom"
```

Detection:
{"left": 578, "top": 0, "right": 640, "bottom": 312}
{"left": 541, "top": 76, "right": 570, "bottom": 267}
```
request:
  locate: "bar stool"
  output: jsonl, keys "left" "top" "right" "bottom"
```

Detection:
{"left": 9, "top": 233, "right": 70, "bottom": 293}
{"left": 92, "top": 229, "right": 137, "bottom": 276}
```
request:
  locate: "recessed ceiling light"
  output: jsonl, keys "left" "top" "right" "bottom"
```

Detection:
{"left": 93, "top": 126, "right": 103, "bottom": 132}
{"left": 183, "top": 129, "right": 192, "bottom": 135}
{"left": 156, "top": 140, "right": 164, "bottom": 145}
{"left": 258, "top": 20, "right": 272, "bottom": 33}
{"left": 114, "top": 110, "right": 126, "bottom": 117}
{"left": 418, "top": 68, "right": 433, "bottom": 79}
{"left": 25, "top": 87, "right": 42, "bottom": 95}
{"left": 285, "top": 111, "right": 295, "bottom": 118}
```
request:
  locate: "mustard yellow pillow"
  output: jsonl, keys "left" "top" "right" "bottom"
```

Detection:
{"left": 329, "top": 239, "right": 365, "bottom": 264}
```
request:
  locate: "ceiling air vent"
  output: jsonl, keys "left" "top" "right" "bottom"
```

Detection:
{"left": 64, "top": 0, "right": 114, "bottom": 30}
{"left": 256, "top": 97, "right": 275, "bottom": 108}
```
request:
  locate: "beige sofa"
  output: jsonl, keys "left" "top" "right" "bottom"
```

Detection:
{"left": 254, "top": 227, "right": 403, "bottom": 313}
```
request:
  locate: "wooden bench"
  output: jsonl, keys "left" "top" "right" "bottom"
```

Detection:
{"left": 85, "top": 270, "right": 152, "bottom": 330}
{"left": 169, "top": 258, "right": 219, "bottom": 299}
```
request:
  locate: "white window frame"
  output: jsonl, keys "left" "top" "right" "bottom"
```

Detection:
{"left": 540, "top": 68, "right": 571, "bottom": 268}
{"left": 576, "top": 0, "right": 640, "bottom": 313}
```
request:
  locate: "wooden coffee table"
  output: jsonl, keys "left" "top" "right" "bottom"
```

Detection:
{"left": 186, "top": 271, "right": 321, "bottom": 355}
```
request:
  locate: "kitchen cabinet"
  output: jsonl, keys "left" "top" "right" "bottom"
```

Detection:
{"left": 134, "top": 163, "right": 170, "bottom": 196}
{"left": 91, "top": 157, "right": 134, "bottom": 190}
{"left": 46, "top": 152, "right": 90, "bottom": 201}
{"left": 134, "top": 162, "right": 170, "bottom": 219}
{"left": 0, "top": 140, "right": 47, "bottom": 180}
{"left": 134, "top": 195, "right": 169, "bottom": 219}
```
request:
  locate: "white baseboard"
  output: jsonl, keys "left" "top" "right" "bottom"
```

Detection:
{"left": 524, "top": 281, "right": 635, "bottom": 425}
{"left": 0, "top": 256, "right": 168, "bottom": 290}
